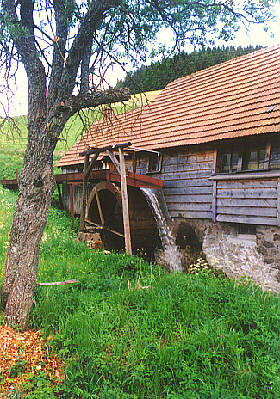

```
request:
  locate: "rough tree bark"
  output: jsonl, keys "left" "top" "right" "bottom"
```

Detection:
{"left": 1, "top": 90, "right": 130, "bottom": 329}
{"left": 0, "top": 0, "right": 130, "bottom": 329}
{"left": 2, "top": 132, "right": 56, "bottom": 329}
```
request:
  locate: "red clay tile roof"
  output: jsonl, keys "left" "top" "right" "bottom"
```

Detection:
{"left": 57, "top": 45, "right": 280, "bottom": 168}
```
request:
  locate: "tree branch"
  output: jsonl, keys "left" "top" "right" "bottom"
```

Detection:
{"left": 58, "top": 0, "right": 121, "bottom": 100}
{"left": 20, "top": 0, "right": 34, "bottom": 35}
{"left": 79, "top": 39, "right": 93, "bottom": 95}
{"left": 38, "top": 279, "right": 80, "bottom": 286}
{"left": 3, "top": 0, "right": 37, "bottom": 73}
{"left": 194, "top": 1, "right": 268, "bottom": 24}
{"left": 2, "top": 0, "right": 47, "bottom": 119}
{"left": 57, "top": 87, "right": 130, "bottom": 115}
{"left": 48, "top": 0, "right": 70, "bottom": 105}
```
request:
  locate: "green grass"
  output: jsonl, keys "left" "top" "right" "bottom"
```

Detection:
{"left": 0, "top": 187, "right": 279, "bottom": 398}
{"left": 0, "top": 89, "right": 279, "bottom": 397}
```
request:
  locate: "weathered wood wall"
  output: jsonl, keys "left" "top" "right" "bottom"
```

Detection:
{"left": 215, "top": 179, "right": 279, "bottom": 225}
{"left": 62, "top": 183, "right": 90, "bottom": 214}
{"left": 136, "top": 149, "right": 215, "bottom": 219}
{"left": 136, "top": 148, "right": 280, "bottom": 226}
{"left": 61, "top": 147, "right": 280, "bottom": 227}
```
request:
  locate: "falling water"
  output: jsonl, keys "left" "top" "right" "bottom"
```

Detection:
{"left": 141, "top": 188, "right": 183, "bottom": 272}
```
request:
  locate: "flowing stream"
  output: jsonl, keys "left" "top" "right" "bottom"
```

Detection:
{"left": 141, "top": 188, "right": 183, "bottom": 272}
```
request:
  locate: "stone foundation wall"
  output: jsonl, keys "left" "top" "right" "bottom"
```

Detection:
{"left": 256, "top": 226, "right": 280, "bottom": 269}
{"left": 173, "top": 218, "right": 280, "bottom": 293}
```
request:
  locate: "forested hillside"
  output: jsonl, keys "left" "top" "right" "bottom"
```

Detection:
{"left": 117, "top": 45, "right": 263, "bottom": 94}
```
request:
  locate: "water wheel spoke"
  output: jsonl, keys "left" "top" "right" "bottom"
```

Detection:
{"left": 104, "top": 227, "right": 124, "bottom": 237}
{"left": 95, "top": 192, "right": 104, "bottom": 225}
{"left": 84, "top": 218, "right": 124, "bottom": 237}
{"left": 85, "top": 219, "right": 101, "bottom": 228}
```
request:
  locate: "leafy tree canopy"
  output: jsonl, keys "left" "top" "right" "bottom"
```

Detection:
{"left": 0, "top": 0, "right": 276, "bottom": 101}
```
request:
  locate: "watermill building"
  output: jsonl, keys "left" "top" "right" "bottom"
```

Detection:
{"left": 57, "top": 45, "right": 280, "bottom": 292}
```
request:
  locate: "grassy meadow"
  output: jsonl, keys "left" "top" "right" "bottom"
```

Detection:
{"left": 0, "top": 93, "right": 280, "bottom": 398}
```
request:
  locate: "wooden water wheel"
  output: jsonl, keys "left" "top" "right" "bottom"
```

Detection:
{"left": 85, "top": 181, "right": 160, "bottom": 254}
{"left": 84, "top": 181, "right": 124, "bottom": 249}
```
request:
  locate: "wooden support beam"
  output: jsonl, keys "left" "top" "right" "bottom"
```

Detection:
{"left": 57, "top": 183, "right": 64, "bottom": 209}
{"left": 85, "top": 153, "right": 98, "bottom": 178}
{"left": 106, "top": 149, "right": 121, "bottom": 175}
{"left": 85, "top": 218, "right": 124, "bottom": 237}
{"left": 79, "top": 155, "right": 89, "bottom": 232}
{"left": 54, "top": 170, "right": 163, "bottom": 189}
{"left": 210, "top": 170, "right": 280, "bottom": 181}
{"left": 212, "top": 180, "right": 217, "bottom": 222}
{"left": 277, "top": 178, "right": 280, "bottom": 226}
{"left": 70, "top": 184, "right": 75, "bottom": 230}
{"left": 79, "top": 142, "right": 131, "bottom": 157}
{"left": 212, "top": 149, "right": 218, "bottom": 174}
{"left": 132, "top": 151, "right": 136, "bottom": 175}
{"left": 265, "top": 143, "right": 272, "bottom": 169}
{"left": 119, "top": 148, "right": 132, "bottom": 255}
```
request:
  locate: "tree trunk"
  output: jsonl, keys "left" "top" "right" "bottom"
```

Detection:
{"left": 1, "top": 124, "right": 56, "bottom": 330}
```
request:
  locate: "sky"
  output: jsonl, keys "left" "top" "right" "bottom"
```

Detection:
{"left": 1, "top": 3, "right": 280, "bottom": 117}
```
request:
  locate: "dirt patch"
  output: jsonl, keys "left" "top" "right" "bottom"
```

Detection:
{"left": 0, "top": 324, "right": 64, "bottom": 397}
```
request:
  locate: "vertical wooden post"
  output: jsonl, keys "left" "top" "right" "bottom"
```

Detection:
{"left": 212, "top": 180, "right": 217, "bottom": 222}
{"left": 95, "top": 192, "right": 104, "bottom": 225}
{"left": 70, "top": 184, "right": 75, "bottom": 230}
{"left": 277, "top": 178, "right": 280, "bottom": 226}
{"left": 212, "top": 150, "right": 217, "bottom": 174}
{"left": 79, "top": 154, "right": 89, "bottom": 231}
{"left": 265, "top": 142, "right": 271, "bottom": 169}
{"left": 132, "top": 151, "right": 136, "bottom": 175}
{"left": 118, "top": 148, "right": 132, "bottom": 255}
{"left": 57, "top": 183, "right": 64, "bottom": 209}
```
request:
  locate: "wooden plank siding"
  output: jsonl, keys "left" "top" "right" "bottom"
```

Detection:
{"left": 136, "top": 150, "right": 214, "bottom": 219}
{"left": 135, "top": 149, "right": 280, "bottom": 225}
{"left": 215, "top": 178, "right": 279, "bottom": 225}
{"left": 61, "top": 147, "right": 280, "bottom": 227}
{"left": 62, "top": 183, "right": 84, "bottom": 214}
{"left": 277, "top": 178, "right": 280, "bottom": 226}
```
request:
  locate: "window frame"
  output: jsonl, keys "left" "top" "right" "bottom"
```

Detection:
{"left": 242, "top": 145, "right": 270, "bottom": 172}
{"left": 269, "top": 142, "right": 280, "bottom": 169}
{"left": 146, "top": 152, "right": 162, "bottom": 174}
{"left": 219, "top": 150, "right": 242, "bottom": 173}
{"left": 215, "top": 142, "right": 272, "bottom": 174}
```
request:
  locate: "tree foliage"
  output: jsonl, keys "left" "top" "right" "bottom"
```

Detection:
{"left": 0, "top": 0, "right": 277, "bottom": 329}
{"left": 116, "top": 45, "right": 264, "bottom": 93}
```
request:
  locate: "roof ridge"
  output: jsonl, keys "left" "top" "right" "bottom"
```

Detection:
{"left": 161, "top": 45, "right": 280, "bottom": 90}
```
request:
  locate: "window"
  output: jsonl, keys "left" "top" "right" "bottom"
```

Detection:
{"left": 244, "top": 148, "right": 266, "bottom": 170}
{"left": 239, "top": 224, "right": 256, "bottom": 235}
{"left": 217, "top": 144, "right": 270, "bottom": 174}
{"left": 270, "top": 143, "right": 280, "bottom": 169}
{"left": 147, "top": 153, "right": 162, "bottom": 173}
{"left": 237, "top": 224, "right": 256, "bottom": 241}
{"left": 220, "top": 151, "right": 241, "bottom": 173}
